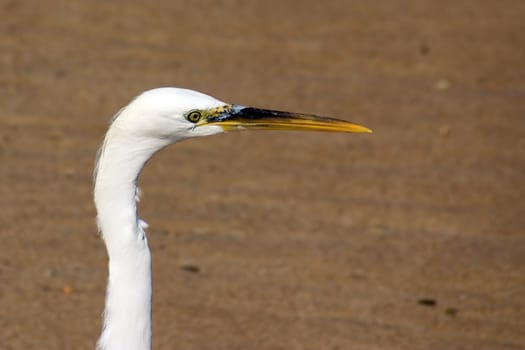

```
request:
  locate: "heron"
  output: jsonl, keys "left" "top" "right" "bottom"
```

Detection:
{"left": 93, "top": 87, "right": 371, "bottom": 350}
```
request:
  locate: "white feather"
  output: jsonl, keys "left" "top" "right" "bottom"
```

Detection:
{"left": 94, "top": 88, "right": 225, "bottom": 350}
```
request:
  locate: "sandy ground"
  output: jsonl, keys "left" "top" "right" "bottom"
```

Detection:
{"left": 1, "top": 1, "right": 524, "bottom": 349}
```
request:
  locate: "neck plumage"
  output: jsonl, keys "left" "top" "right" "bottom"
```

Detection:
{"left": 94, "top": 129, "right": 170, "bottom": 350}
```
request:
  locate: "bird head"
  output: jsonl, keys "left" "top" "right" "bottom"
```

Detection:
{"left": 109, "top": 87, "right": 371, "bottom": 144}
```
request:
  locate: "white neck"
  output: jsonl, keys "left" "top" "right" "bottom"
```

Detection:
{"left": 94, "top": 128, "right": 170, "bottom": 350}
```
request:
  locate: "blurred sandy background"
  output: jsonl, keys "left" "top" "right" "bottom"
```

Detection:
{"left": 1, "top": 1, "right": 524, "bottom": 349}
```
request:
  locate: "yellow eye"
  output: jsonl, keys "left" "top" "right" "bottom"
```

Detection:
{"left": 186, "top": 110, "right": 202, "bottom": 123}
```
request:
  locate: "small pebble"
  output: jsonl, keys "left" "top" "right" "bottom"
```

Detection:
{"left": 65, "top": 167, "right": 75, "bottom": 177}
{"left": 181, "top": 265, "right": 200, "bottom": 273}
{"left": 439, "top": 125, "right": 450, "bottom": 137}
{"left": 63, "top": 284, "right": 74, "bottom": 295}
{"left": 434, "top": 79, "right": 450, "bottom": 91}
{"left": 418, "top": 298, "right": 437, "bottom": 306}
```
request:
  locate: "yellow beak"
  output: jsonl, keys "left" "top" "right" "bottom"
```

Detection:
{"left": 198, "top": 105, "right": 372, "bottom": 133}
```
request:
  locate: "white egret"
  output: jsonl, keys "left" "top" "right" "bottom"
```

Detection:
{"left": 93, "top": 87, "right": 371, "bottom": 350}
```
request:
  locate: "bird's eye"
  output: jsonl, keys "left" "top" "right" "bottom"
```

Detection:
{"left": 186, "top": 110, "right": 202, "bottom": 123}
